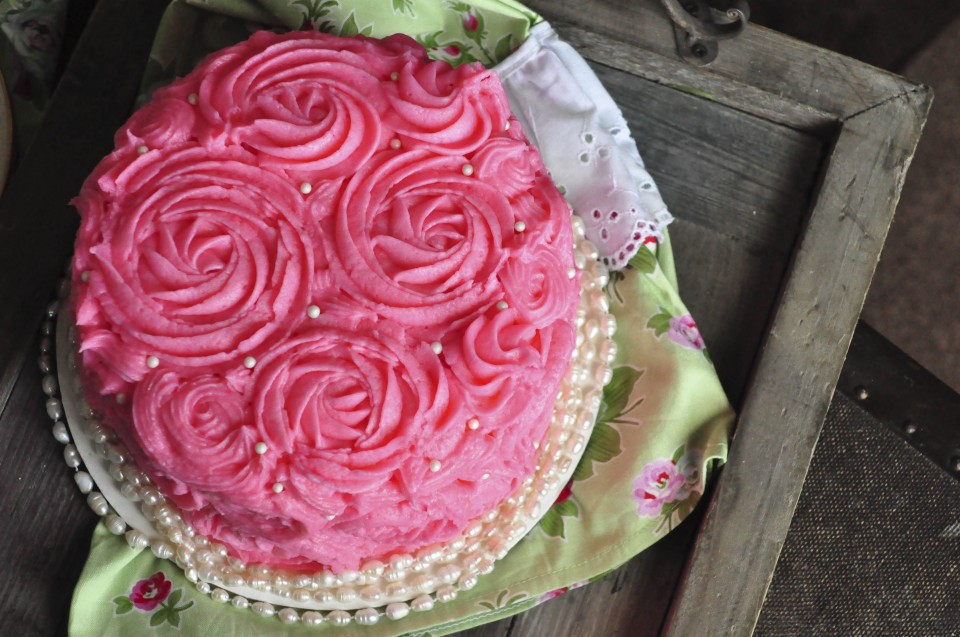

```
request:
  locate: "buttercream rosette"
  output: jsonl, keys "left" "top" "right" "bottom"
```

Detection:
{"left": 71, "top": 30, "right": 584, "bottom": 575}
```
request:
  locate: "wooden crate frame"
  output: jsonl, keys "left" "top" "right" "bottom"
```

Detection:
{"left": 520, "top": 1, "right": 932, "bottom": 635}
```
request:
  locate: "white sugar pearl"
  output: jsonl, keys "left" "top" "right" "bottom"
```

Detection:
{"left": 355, "top": 608, "right": 379, "bottom": 626}
{"left": 496, "top": 301, "right": 508, "bottom": 311}
{"left": 187, "top": 93, "right": 198, "bottom": 104}
{"left": 252, "top": 602, "right": 276, "bottom": 617}
{"left": 390, "top": 138, "right": 401, "bottom": 150}
{"left": 327, "top": 610, "right": 351, "bottom": 626}
{"left": 307, "top": 305, "right": 321, "bottom": 319}
{"left": 411, "top": 595, "right": 434, "bottom": 612}
{"left": 126, "top": 530, "right": 150, "bottom": 550}
{"left": 386, "top": 602, "right": 410, "bottom": 620}
{"left": 467, "top": 418, "right": 479, "bottom": 430}
{"left": 568, "top": 267, "right": 577, "bottom": 279}
{"left": 299, "top": 182, "right": 312, "bottom": 195}
{"left": 105, "top": 515, "right": 127, "bottom": 535}
{"left": 436, "top": 585, "right": 457, "bottom": 603}
{"left": 272, "top": 483, "right": 284, "bottom": 494}
{"left": 243, "top": 356, "right": 256, "bottom": 369}
{"left": 80, "top": 271, "right": 90, "bottom": 282}
{"left": 52, "top": 421, "right": 70, "bottom": 444}
{"left": 87, "top": 492, "right": 109, "bottom": 516}
{"left": 74, "top": 471, "right": 94, "bottom": 494}
{"left": 146, "top": 355, "right": 159, "bottom": 369}
{"left": 389, "top": 71, "right": 399, "bottom": 81}
{"left": 302, "top": 611, "right": 324, "bottom": 626}
{"left": 481, "top": 473, "right": 490, "bottom": 480}
{"left": 254, "top": 442, "right": 268, "bottom": 455}
{"left": 429, "top": 460, "right": 441, "bottom": 473}
{"left": 461, "top": 164, "right": 474, "bottom": 176}
{"left": 278, "top": 608, "right": 299, "bottom": 624}
{"left": 430, "top": 341, "right": 442, "bottom": 355}
{"left": 64, "top": 445, "right": 81, "bottom": 468}
{"left": 137, "top": 145, "right": 148, "bottom": 155}
{"left": 504, "top": 120, "right": 511, "bottom": 131}
{"left": 325, "top": 514, "right": 336, "bottom": 520}
{"left": 514, "top": 221, "right": 526, "bottom": 232}
{"left": 115, "top": 393, "right": 126, "bottom": 405}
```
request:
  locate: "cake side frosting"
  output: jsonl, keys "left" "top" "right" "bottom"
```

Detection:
{"left": 71, "top": 30, "right": 579, "bottom": 572}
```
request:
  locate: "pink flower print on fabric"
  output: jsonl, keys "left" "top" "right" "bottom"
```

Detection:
{"left": 633, "top": 458, "right": 685, "bottom": 517}
{"left": 113, "top": 570, "right": 193, "bottom": 626}
{"left": 129, "top": 572, "right": 172, "bottom": 611}
{"left": 667, "top": 314, "right": 705, "bottom": 351}
{"left": 464, "top": 13, "right": 479, "bottom": 31}
{"left": 538, "top": 579, "right": 590, "bottom": 604}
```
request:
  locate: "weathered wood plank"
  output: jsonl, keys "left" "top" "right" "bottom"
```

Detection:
{"left": 597, "top": 63, "right": 823, "bottom": 251}
{"left": 664, "top": 87, "right": 932, "bottom": 637}
{"left": 0, "top": 0, "right": 168, "bottom": 420}
{"left": 590, "top": 62, "right": 823, "bottom": 404}
{"left": 669, "top": 221, "right": 787, "bottom": 407}
{"left": 563, "top": 22, "right": 838, "bottom": 134}
{"left": 526, "top": 0, "right": 919, "bottom": 121}
{"left": 0, "top": 347, "right": 98, "bottom": 637}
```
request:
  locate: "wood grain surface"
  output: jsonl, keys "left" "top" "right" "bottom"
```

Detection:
{"left": 0, "top": 1, "right": 930, "bottom": 636}
{"left": 664, "top": 86, "right": 932, "bottom": 637}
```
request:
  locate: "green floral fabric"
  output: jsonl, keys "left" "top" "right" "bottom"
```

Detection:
{"left": 68, "top": 2, "right": 734, "bottom": 635}
{"left": 140, "top": 0, "right": 538, "bottom": 100}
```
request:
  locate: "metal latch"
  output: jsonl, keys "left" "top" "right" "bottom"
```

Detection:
{"left": 660, "top": 0, "right": 750, "bottom": 65}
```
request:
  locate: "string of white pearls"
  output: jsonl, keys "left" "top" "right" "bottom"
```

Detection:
{"left": 40, "top": 285, "right": 128, "bottom": 540}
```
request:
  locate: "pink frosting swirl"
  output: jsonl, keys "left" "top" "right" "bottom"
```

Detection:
{"left": 74, "top": 146, "right": 314, "bottom": 389}
{"left": 114, "top": 91, "right": 198, "bottom": 150}
{"left": 385, "top": 60, "right": 510, "bottom": 154}
{"left": 499, "top": 245, "right": 578, "bottom": 327}
{"left": 472, "top": 136, "right": 542, "bottom": 198}
{"left": 130, "top": 371, "right": 269, "bottom": 511}
{"left": 240, "top": 323, "right": 465, "bottom": 567}
{"left": 444, "top": 306, "right": 574, "bottom": 421}
{"left": 196, "top": 31, "right": 423, "bottom": 179}
{"left": 329, "top": 150, "right": 514, "bottom": 329}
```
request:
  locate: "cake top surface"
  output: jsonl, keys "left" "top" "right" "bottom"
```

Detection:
{"left": 71, "top": 30, "right": 579, "bottom": 572}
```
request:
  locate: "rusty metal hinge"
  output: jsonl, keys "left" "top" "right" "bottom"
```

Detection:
{"left": 660, "top": 0, "right": 750, "bottom": 65}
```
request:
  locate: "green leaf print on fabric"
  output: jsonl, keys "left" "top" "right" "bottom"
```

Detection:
{"left": 339, "top": 10, "right": 373, "bottom": 36}
{"left": 538, "top": 481, "right": 578, "bottom": 539}
{"left": 629, "top": 245, "right": 657, "bottom": 275}
{"left": 292, "top": 0, "right": 339, "bottom": 27}
{"left": 112, "top": 596, "right": 134, "bottom": 615}
{"left": 608, "top": 246, "right": 656, "bottom": 304}
{"left": 477, "top": 589, "right": 529, "bottom": 611}
{"left": 572, "top": 366, "right": 643, "bottom": 482}
{"left": 596, "top": 365, "right": 643, "bottom": 426}
{"left": 391, "top": 0, "right": 416, "bottom": 17}
{"left": 493, "top": 33, "right": 514, "bottom": 60}
{"left": 647, "top": 309, "right": 672, "bottom": 337}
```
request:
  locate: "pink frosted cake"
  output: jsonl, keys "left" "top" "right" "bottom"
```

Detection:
{"left": 70, "top": 30, "right": 582, "bottom": 575}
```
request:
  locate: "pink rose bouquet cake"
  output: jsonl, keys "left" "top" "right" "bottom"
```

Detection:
{"left": 69, "top": 28, "right": 588, "bottom": 579}
{"left": 60, "top": 27, "right": 618, "bottom": 621}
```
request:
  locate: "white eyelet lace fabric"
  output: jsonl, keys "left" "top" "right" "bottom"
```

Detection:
{"left": 496, "top": 22, "right": 673, "bottom": 270}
